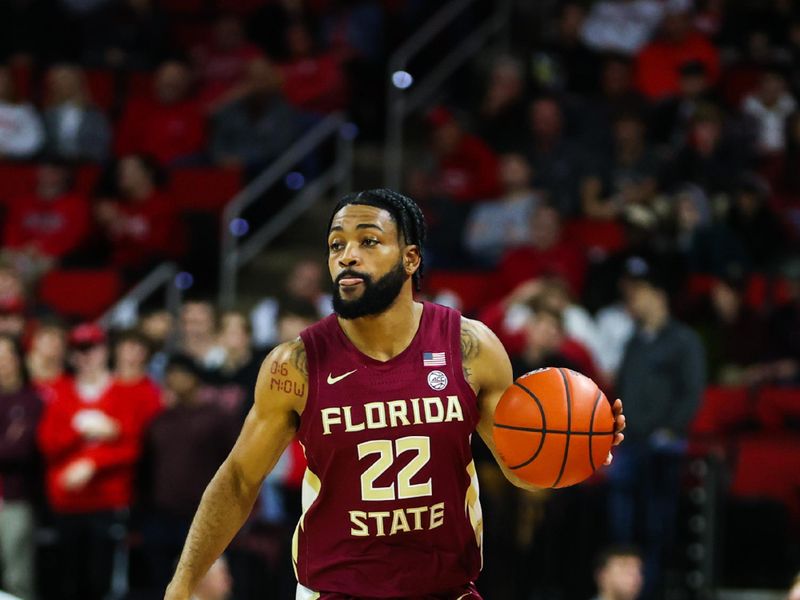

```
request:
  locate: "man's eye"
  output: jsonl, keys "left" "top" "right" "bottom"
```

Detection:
{"left": 329, "top": 241, "right": 344, "bottom": 251}
{"left": 362, "top": 239, "right": 378, "bottom": 247}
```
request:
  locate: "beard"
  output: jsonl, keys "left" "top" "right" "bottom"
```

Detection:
{"left": 332, "top": 260, "right": 407, "bottom": 320}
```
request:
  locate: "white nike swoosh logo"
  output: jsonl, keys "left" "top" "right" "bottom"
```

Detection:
{"left": 327, "top": 369, "right": 358, "bottom": 385}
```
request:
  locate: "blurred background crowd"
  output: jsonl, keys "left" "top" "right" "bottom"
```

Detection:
{"left": 1, "top": 0, "right": 800, "bottom": 599}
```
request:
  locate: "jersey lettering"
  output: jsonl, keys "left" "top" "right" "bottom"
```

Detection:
{"left": 321, "top": 395, "right": 465, "bottom": 435}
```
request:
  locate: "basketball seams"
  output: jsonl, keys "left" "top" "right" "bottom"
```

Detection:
{"left": 588, "top": 389, "right": 602, "bottom": 472}
{"left": 504, "top": 381, "right": 547, "bottom": 470}
{"left": 552, "top": 368, "right": 572, "bottom": 488}
{"left": 494, "top": 423, "right": 613, "bottom": 435}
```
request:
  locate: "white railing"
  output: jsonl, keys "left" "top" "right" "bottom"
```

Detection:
{"left": 218, "top": 112, "right": 355, "bottom": 308}
{"left": 384, "top": 0, "right": 512, "bottom": 190}
{"left": 97, "top": 261, "right": 182, "bottom": 329}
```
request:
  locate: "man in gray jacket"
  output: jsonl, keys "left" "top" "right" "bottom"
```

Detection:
{"left": 609, "top": 259, "right": 705, "bottom": 599}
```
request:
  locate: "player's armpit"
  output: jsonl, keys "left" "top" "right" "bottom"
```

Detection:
{"left": 166, "top": 339, "right": 308, "bottom": 600}
{"left": 460, "top": 318, "right": 541, "bottom": 492}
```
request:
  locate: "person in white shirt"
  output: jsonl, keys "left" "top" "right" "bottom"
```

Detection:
{"left": 742, "top": 67, "right": 797, "bottom": 155}
{"left": 0, "top": 66, "right": 44, "bottom": 159}
{"left": 581, "top": 0, "right": 665, "bottom": 55}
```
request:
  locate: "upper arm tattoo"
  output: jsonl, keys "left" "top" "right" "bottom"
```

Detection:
{"left": 460, "top": 320, "right": 481, "bottom": 388}
{"left": 289, "top": 338, "right": 308, "bottom": 378}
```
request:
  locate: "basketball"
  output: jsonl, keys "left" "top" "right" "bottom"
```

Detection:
{"left": 492, "top": 367, "right": 614, "bottom": 489}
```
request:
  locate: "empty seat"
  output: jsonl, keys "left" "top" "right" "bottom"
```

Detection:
{"left": 169, "top": 167, "right": 243, "bottom": 212}
{"left": 755, "top": 386, "right": 800, "bottom": 430}
{"left": 690, "top": 385, "right": 752, "bottom": 437}
{"left": 0, "top": 163, "right": 37, "bottom": 202}
{"left": 38, "top": 269, "right": 122, "bottom": 320}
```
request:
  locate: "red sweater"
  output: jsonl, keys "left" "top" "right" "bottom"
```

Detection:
{"left": 115, "top": 97, "right": 206, "bottom": 165}
{"left": 496, "top": 242, "right": 587, "bottom": 300}
{"left": 635, "top": 32, "right": 720, "bottom": 100}
{"left": 37, "top": 376, "right": 160, "bottom": 513}
{"left": 104, "top": 191, "right": 178, "bottom": 268}
{"left": 3, "top": 192, "right": 90, "bottom": 258}
{"left": 435, "top": 135, "right": 501, "bottom": 203}
{"left": 279, "top": 54, "right": 348, "bottom": 114}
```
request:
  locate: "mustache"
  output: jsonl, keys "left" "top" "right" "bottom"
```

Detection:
{"left": 335, "top": 269, "right": 371, "bottom": 284}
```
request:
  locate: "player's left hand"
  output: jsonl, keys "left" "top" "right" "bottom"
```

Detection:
{"left": 604, "top": 398, "right": 625, "bottom": 466}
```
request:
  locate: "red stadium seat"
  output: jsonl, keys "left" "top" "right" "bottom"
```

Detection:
{"left": 730, "top": 435, "right": 800, "bottom": 525}
{"left": 690, "top": 385, "right": 752, "bottom": 437}
{"left": 169, "top": 167, "right": 243, "bottom": 212}
{"left": 126, "top": 71, "right": 154, "bottom": 100}
{"left": 424, "top": 271, "right": 496, "bottom": 314}
{"left": 563, "top": 219, "right": 626, "bottom": 255}
{"left": 755, "top": 387, "right": 800, "bottom": 431}
{"left": 84, "top": 69, "right": 116, "bottom": 112}
{"left": 38, "top": 269, "right": 122, "bottom": 320}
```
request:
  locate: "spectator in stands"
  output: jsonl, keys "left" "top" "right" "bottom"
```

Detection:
{"left": 581, "top": 111, "right": 659, "bottom": 220}
{"left": 250, "top": 258, "right": 332, "bottom": 349}
{"left": 496, "top": 204, "right": 586, "bottom": 300}
{"left": 138, "top": 354, "right": 238, "bottom": 594}
{"left": 635, "top": 0, "right": 720, "bottom": 100}
{"left": 1, "top": 160, "right": 91, "bottom": 278}
{"left": 531, "top": 3, "right": 598, "bottom": 94}
{"left": 42, "top": 64, "right": 111, "bottom": 162}
{"left": 742, "top": 66, "right": 797, "bottom": 156}
{"left": 115, "top": 59, "right": 206, "bottom": 166}
{"left": 416, "top": 105, "right": 501, "bottom": 203}
{"left": 0, "top": 261, "right": 25, "bottom": 305}
{"left": 193, "top": 14, "right": 264, "bottom": 112}
{"left": 608, "top": 263, "right": 705, "bottom": 598}
{"left": 176, "top": 299, "right": 225, "bottom": 372}
{"left": 0, "top": 296, "right": 26, "bottom": 340}
{"left": 211, "top": 310, "right": 261, "bottom": 419}
{"left": 664, "top": 104, "right": 749, "bottom": 196}
{"left": 727, "top": 173, "right": 788, "bottom": 269}
{"left": 672, "top": 183, "right": 749, "bottom": 276}
{"left": 464, "top": 153, "right": 543, "bottom": 266}
{"left": 81, "top": 0, "right": 168, "bottom": 69}
{"left": 590, "top": 545, "right": 644, "bottom": 600}
{"left": 210, "top": 57, "right": 305, "bottom": 170}
{"left": 693, "top": 268, "right": 767, "bottom": 385}
{"left": 0, "top": 334, "right": 43, "bottom": 600}
{"left": 0, "top": 65, "right": 44, "bottom": 159}
{"left": 94, "top": 154, "right": 179, "bottom": 279}
{"left": 510, "top": 303, "right": 581, "bottom": 377}
{"left": 527, "top": 96, "right": 585, "bottom": 216}
{"left": 751, "top": 262, "right": 800, "bottom": 386}
{"left": 194, "top": 557, "right": 233, "bottom": 600}
{"left": 594, "top": 260, "right": 638, "bottom": 383}
{"left": 139, "top": 308, "right": 174, "bottom": 383}
{"left": 651, "top": 60, "right": 717, "bottom": 150}
{"left": 111, "top": 328, "right": 162, "bottom": 426}
{"left": 26, "top": 319, "right": 69, "bottom": 403}
{"left": 580, "top": 54, "right": 649, "bottom": 147}
{"left": 474, "top": 56, "right": 529, "bottom": 153}
{"left": 581, "top": 0, "right": 664, "bottom": 56}
{"left": 279, "top": 20, "right": 348, "bottom": 114}
{"left": 37, "top": 323, "right": 146, "bottom": 600}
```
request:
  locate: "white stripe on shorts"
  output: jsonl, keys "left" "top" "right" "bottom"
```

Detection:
{"left": 296, "top": 583, "right": 321, "bottom": 600}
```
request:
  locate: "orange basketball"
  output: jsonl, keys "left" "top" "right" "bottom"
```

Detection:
{"left": 492, "top": 367, "right": 614, "bottom": 488}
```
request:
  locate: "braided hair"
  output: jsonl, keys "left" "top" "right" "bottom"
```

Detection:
{"left": 327, "top": 189, "right": 427, "bottom": 291}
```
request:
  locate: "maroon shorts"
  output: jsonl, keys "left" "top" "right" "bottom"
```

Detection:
{"left": 314, "top": 583, "right": 483, "bottom": 599}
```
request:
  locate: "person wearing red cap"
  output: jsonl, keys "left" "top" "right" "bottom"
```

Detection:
{"left": 36, "top": 323, "right": 152, "bottom": 600}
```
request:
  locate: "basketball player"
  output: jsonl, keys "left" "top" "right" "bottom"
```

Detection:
{"left": 165, "top": 189, "right": 625, "bottom": 600}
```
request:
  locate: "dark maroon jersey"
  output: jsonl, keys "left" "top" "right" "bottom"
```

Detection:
{"left": 295, "top": 301, "right": 483, "bottom": 597}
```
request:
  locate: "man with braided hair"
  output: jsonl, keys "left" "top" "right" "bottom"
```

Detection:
{"left": 165, "top": 189, "right": 625, "bottom": 600}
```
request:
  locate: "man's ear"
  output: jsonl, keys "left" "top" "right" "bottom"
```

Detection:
{"left": 403, "top": 245, "right": 421, "bottom": 276}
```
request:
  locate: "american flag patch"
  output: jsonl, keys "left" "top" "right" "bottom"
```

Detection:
{"left": 423, "top": 352, "right": 446, "bottom": 367}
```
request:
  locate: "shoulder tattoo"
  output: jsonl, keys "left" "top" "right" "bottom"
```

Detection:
{"left": 289, "top": 338, "right": 308, "bottom": 378}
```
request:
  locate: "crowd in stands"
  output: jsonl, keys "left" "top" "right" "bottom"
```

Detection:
{"left": 1, "top": 0, "right": 800, "bottom": 599}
